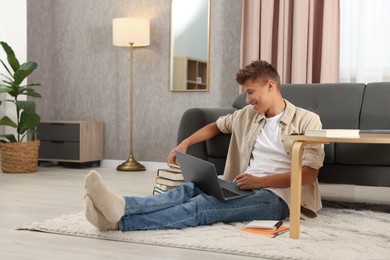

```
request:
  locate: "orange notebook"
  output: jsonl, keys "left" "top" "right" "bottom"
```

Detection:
{"left": 241, "top": 226, "right": 289, "bottom": 238}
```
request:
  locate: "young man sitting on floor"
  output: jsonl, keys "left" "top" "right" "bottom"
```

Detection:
{"left": 84, "top": 60, "right": 324, "bottom": 231}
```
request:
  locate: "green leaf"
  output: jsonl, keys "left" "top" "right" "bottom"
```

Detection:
{"left": 6, "top": 89, "right": 17, "bottom": 97}
{"left": 16, "top": 100, "right": 36, "bottom": 113}
{"left": 0, "top": 116, "right": 17, "bottom": 128}
{"left": 0, "top": 41, "right": 20, "bottom": 72}
{"left": 20, "top": 61, "right": 38, "bottom": 71}
{"left": 1, "top": 80, "right": 13, "bottom": 86}
{"left": 20, "top": 88, "right": 41, "bottom": 98}
{"left": 0, "top": 69, "right": 14, "bottom": 81}
{"left": 0, "top": 134, "right": 17, "bottom": 143}
{"left": 0, "top": 59, "right": 14, "bottom": 78}
{"left": 24, "top": 83, "right": 41, "bottom": 87}
{"left": 18, "top": 111, "right": 40, "bottom": 134}
{"left": 0, "top": 72, "right": 14, "bottom": 83}
{"left": 3, "top": 84, "right": 18, "bottom": 97}
{"left": 0, "top": 87, "right": 12, "bottom": 94}
{"left": 13, "top": 61, "right": 38, "bottom": 86}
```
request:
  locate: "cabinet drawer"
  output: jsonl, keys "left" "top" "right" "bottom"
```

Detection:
{"left": 39, "top": 141, "right": 80, "bottom": 160}
{"left": 37, "top": 123, "right": 80, "bottom": 142}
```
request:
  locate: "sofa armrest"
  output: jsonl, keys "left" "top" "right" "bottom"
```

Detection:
{"left": 177, "top": 107, "right": 236, "bottom": 162}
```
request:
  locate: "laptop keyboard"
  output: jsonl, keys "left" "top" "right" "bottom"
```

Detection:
{"left": 221, "top": 187, "right": 239, "bottom": 198}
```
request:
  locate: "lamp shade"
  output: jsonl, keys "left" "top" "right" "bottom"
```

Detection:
{"left": 113, "top": 18, "right": 150, "bottom": 47}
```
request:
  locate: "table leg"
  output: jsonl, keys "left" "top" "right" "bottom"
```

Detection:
{"left": 289, "top": 141, "right": 305, "bottom": 239}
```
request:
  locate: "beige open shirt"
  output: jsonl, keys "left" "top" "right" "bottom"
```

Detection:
{"left": 216, "top": 100, "right": 325, "bottom": 218}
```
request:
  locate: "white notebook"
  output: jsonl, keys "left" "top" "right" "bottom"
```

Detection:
{"left": 244, "top": 220, "right": 283, "bottom": 230}
{"left": 304, "top": 129, "right": 360, "bottom": 138}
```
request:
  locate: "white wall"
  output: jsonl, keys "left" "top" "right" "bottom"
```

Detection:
{"left": 0, "top": 0, "right": 27, "bottom": 136}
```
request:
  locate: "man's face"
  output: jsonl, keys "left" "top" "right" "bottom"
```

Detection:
{"left": 242, "top": 78, "right": 272, "bottom": 115}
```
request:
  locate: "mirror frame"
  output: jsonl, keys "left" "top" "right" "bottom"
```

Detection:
{"left": 169, "top": 0, "right": 211, "bottom": 92}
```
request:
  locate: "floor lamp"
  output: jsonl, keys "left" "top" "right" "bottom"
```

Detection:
{"left": 113, "top": 17, "right": 150, "bottom": 171}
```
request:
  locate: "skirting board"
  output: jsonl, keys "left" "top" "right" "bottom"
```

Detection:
{"left": 319, "top": 183, "right": 390, "bottom": 205}
{"left": 101, "top": 160, "right": 390, "bottom": 205}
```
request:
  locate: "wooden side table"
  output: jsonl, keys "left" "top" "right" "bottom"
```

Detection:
{"left": 37, "top": 121, "right": 104, "bottom": 167}
{"left": 286, "top": 134, "right": 390, "bottom": 239}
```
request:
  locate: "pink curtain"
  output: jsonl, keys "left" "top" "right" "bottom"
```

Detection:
{"left": 241, "top": 0, "right": 340, "bottom": 83}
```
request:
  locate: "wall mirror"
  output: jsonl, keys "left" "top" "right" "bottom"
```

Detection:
{"left": 170, "top": 0, "right": 210, "bottom": 91}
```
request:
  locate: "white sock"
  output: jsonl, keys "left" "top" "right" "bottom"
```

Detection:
{"left": 84, "top": 170, "right": 125, "bottom": 223}
{"left": 84, "top": 195, "right": 119, "bottom": 231}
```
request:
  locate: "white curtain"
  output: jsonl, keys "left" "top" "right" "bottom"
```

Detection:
{"left": 340, "top": 0, "right": 390, "bottom": 83}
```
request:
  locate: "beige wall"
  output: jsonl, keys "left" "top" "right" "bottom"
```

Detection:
{"left": 27, "top": 0, "right": 242, "bottom": 162}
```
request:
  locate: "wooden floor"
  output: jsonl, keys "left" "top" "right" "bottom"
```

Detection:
{"left": 0, "top": 165, "right": 259, "bottom": 260}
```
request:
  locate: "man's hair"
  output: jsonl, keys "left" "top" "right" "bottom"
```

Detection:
{"left": 236, "top": 60, "right": 280, "bottom": 87}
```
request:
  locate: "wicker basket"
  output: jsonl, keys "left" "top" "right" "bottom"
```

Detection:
{"left": 0, "top": 140, "right": 40, "bottom": 173}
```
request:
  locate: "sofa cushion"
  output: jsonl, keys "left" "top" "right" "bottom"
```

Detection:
{"left": 319, "top": 164, "right": 390, "bottom": 186}
{"left": 336, "top": 83, "right": 390, "bottom": 165}
{"left": 282, "top": 84, "right": 365, "bottom": 164}
{"left": 335, "top": 142, "right": 390, "bottom": 165}
{"left": 280, "top": 84, "right": 365, "bottom": 129}
{"left": 233, "top": 83, "right": 365, "bottom": 128}
{"left": 359, "top": 82, "right": 390, "bottom": 129}
{"left": 206, "top": 133, "right": 230, "bottom": 158}
{"left": 177, "top": 107, "right": 236, "bottom": 167}
{"left": 232, "top": 93, "right": 246, "bottom": 109}
{"left": 208, "top": 157, "right": 228, "bottom": 175}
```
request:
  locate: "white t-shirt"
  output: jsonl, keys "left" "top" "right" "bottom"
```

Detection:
{"left": 245, "top": 111, "right": 291, "bottom": 207}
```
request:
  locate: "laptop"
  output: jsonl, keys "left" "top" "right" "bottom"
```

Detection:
{"left": 175, "top": 151, "right": 254, "bottom": 201}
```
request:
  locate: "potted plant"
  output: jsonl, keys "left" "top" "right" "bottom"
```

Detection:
{"left": 0, "top": 41, "right": 41, "bottom": 173}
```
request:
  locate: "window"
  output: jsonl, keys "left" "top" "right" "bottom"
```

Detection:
{"left": 340, "top": 0, "right": 390, "bottom": 83}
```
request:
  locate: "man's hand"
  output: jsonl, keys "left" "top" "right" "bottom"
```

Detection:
{"left": 234, "top": 167, "right": 319, "bottom": 190}
{"left": 166, "top": 142, "right": 189, "bottom": 166}
{"left": 234, "top": 173, "right": 264, "bottom": 190}
{"left": 166, "top": 122, "right": 221, "bottom": 166}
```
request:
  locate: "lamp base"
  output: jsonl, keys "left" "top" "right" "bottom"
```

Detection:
{"left": 116, "top": 155, "right": 146, "bottom": 171}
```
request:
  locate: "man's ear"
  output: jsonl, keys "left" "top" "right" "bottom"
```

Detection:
{"left": 268, "top": 80, "right": 276, "bottom": 91}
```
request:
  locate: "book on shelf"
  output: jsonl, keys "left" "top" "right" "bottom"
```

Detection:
{"left": 304, "top": 129, "right": 360, "bottom": 138}
{"left": 241, "top": 225, "right": 289, "bottom": 238}
{"left": 244, "top": 220, "right": 283, "bottom": 230}
{"left": 157, "top": 168, "right": 184, "bottom": 181}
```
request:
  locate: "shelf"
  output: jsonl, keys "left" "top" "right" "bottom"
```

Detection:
{"left": 173, "top": 56, "right": 208, "bottom": 91}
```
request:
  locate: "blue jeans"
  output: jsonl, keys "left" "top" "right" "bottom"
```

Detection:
{"left": 118, "top": 182, "right": 289, "bottom": 231}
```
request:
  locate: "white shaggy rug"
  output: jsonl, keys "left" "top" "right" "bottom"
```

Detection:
{"left": 17, "top": 207, "right": 390, "bottom": 260}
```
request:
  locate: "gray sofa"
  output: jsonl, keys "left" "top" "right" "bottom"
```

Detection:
{"left": 177, "top": 82, "right": 390, "bottom": 187}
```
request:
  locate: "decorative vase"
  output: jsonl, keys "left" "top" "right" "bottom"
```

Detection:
{"left": 0, "top": 140, "right": 40, "bottom": 173}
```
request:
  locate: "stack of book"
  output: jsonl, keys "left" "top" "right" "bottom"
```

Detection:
{"left": 153, "top": 164, "right": 184, "bottom": 194}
